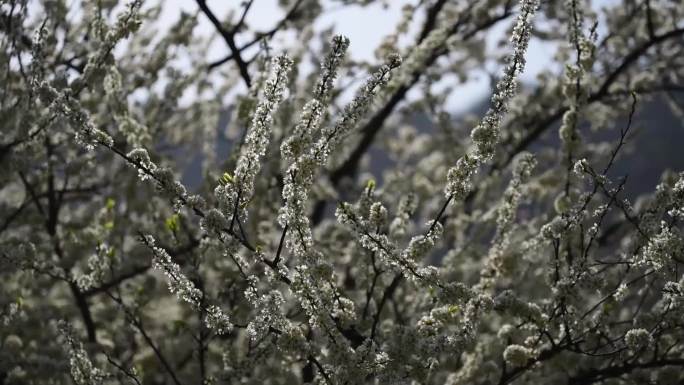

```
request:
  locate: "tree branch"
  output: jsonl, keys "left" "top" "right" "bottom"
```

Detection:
{"left": 196, "top": 0, "right": 252, "bottom": 87}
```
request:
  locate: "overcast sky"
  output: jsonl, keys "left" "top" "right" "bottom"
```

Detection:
{"left": 149, "top": 0, "right": 616, "bottom": 114}
{"left": 152, "top": 0, "right": 566, "bottom": 114}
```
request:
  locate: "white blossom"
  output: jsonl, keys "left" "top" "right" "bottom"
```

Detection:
{"left": 503, "top": 344, "right": 534, "bottom": 368}
{"left": 312, "top": 53, "right": 402, "bottom": 164}
{"left": 58, "top": 321, "right": 107, "bottom": 385}
{"left": 143, "top": 235, "right": 233, "bottom": 334}
{"left": 5, "top": 0, "right": 684, "bottom": 383}
{"left": 233, "top": 54, "right": 294, "bottom": 208}
{"left": 624, "top": 328, "right": 653, "bottom": 351}
{"left": 634, "top": 222, "right": 683, "bottom": 270}
{"left": 33, "top": 81, "right": 114, "bottom": 150}
{"left": 445, "top": 0, "right": 540, "bottom": 199}
{"left": 3, "top": 334, "right": 24, "bottom": 352}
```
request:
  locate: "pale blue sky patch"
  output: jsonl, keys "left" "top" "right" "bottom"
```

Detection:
{"left": 29, "top": 0, "right": 610, "bottom": 114}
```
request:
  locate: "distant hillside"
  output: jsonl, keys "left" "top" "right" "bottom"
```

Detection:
{"left": 512, "top": 94, "right": 684, "bottom": 199}
{"left": 180, "top": 93, "right": 684, "bottom": 201}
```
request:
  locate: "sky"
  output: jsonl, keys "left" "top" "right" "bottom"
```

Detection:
{"left": 155, "top": 0, "right": 560, "bottom": 114}
{"left": 23, "top": 0, "right": 617, "bottom": 114}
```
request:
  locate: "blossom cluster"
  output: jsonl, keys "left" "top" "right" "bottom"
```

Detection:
{"left": 143, "top": 235, "right": 233, "bottom": 335}
{"left": 445, "top": 0, "right": 541, "bottom": 201}
{"left": 58, "top": 322, "right": 107, "bottom": 385}
{"left": 232, "top": 54, "right": 294, "bottom": 208}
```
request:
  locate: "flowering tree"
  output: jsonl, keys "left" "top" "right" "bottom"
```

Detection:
{"left": 1, "top": 0, "right": 684, "bottom": 383}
